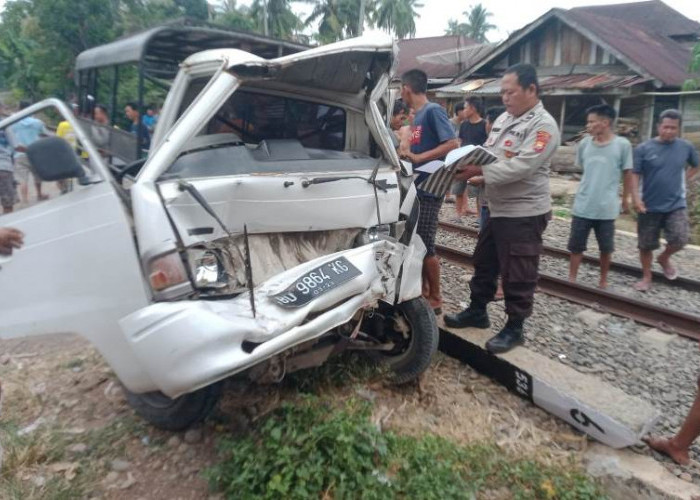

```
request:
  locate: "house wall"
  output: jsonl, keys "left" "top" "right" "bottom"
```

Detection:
{"left": 497, "top": 18, "right": 620, "bottom": 69}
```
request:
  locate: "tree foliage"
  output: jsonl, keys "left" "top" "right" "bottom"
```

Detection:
{"left": 250, "top": 0, "right": 303, "bottom": 39}
{"left": 682, "top": 41, "right": 700, "bottom": 91}
{"left": 0, "top": 0, "right": 385, "bottom": 104}
{"left": 370, "top": 0, "right": 422, "bottom": 40}
{"left": 305, "top": 0, "right": 371, "bottom": 44}
{"left": 445, "top": 3, "right": 496, "bottom": 43}
{"left": 0, "top": 0, "right": 213, "bottom": 102}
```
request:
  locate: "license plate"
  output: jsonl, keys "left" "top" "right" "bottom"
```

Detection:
{"left": 272, "top": 257, "right": 362, "bottom": 308}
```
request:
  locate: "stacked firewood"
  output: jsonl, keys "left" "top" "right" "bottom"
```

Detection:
{"left": 565, "top": 118, "right": 641, "bottom": 145}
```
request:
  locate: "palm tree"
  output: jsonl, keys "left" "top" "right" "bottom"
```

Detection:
{"left": 370, "top": 0, "right": 423, "bottom": 40}
{"left": 445, "top": 3, "right": 495, "bottom": 42}
{"left": 215, "top": 1, "right": 257, "bottom": 33}
{"left": 444, "top": 19, "right": 468, "bottom": 36}
{"left": 305, "top": 0, "right": 371, "bottom": 44}
{"left": 250, "top": 0, "right": 302, "bottom": 39}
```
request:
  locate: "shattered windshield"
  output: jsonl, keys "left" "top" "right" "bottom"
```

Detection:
{"left": 179, "top": 79, "right": 346, "bottom": 151}
{"left": 208, "top": 91, "right": 346, "bottom": 151}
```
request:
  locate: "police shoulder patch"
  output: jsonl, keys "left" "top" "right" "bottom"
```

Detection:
{"left": 533, "top": 130, "right": 552, "bottom": 153}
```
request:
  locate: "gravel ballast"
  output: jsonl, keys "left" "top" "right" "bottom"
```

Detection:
{"left": 436, "top": 218, "right": 700, "bottom": 485}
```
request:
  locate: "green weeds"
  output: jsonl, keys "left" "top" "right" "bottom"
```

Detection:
{"left": 207, "top": 396, "right": 606, "bottom": 500}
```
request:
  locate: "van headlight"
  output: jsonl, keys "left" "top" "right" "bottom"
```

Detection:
{"left": 187, "top": 248, "right": 229, "bottom": 289}
{"left": 354, "top": 222, "right": 404, "bottom": 246}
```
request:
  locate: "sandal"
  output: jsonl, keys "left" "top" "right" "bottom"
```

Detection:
{"left": 634, "top": 281, "right": 651, "bottom": 292}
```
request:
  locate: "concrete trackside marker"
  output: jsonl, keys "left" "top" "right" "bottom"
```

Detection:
{"left": 438, "top": 324, "right": 660, "bottom": 449}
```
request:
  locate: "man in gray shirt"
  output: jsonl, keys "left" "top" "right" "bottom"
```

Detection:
{"left": 632, "top": 109, "right": 699, "bottom": 291}
{"left": 445, "top": 63, "right": 560, "bottom": 354}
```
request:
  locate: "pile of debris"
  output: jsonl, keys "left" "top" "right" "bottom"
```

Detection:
{"left": 565, "top": 118, "right": 641, "bottom": 146}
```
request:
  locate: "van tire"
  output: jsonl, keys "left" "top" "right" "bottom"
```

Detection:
{"left": 374, "top": 297, "right": 439, "bottom": 384}
{"left": 124, "top": 382, "right": 223, "bottom": 431}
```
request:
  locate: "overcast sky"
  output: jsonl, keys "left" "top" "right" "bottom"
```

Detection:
{"left": 289, "top": 0, "right": 700, "bottom": 42}
{"left": 1, "top": 0, "right": 698, "bottom": 42}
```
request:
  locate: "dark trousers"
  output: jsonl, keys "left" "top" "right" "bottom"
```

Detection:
{"left": 469, "top": 213, "right": 549, "bottom": 319}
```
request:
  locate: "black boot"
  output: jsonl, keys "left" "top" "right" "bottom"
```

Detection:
{"left": 485, "top": 318, "right": 524, "bottom": 354}
{"left": 444, "top": 304, "right": 490, "bottom": 329}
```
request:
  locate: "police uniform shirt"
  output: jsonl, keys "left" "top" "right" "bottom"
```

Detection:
{"left": 482, "top": 101, "right": 560, "bottom": 218}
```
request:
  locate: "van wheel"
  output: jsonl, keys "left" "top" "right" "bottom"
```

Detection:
{"left": 368, "top": 297, "right": 439, "bottom": 384}
{"left": 124, "top": 382, "right": 223, "bottom": 431}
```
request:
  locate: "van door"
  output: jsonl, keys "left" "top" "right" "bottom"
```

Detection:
{"left": 0, "top": 100, "right": 149, "bottom": 343}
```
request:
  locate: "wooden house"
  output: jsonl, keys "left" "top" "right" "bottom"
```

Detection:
{"left": 434, "top": 0, "right": 700, "bottom": 147}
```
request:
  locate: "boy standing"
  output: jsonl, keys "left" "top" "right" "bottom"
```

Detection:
{"left": 567, "top": 104, "right": 633, "bottom": 289}
{"left": 399, "top": 69, "right": 459, "bottom": 313}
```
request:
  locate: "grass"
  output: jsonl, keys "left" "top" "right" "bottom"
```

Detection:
{"left": 281, "top": 351, "right": 385, "bottom": 394}
{"left": 0, "top": 420, "right": 86, "bottom": 499}
{"left": 0, "top": 415, "right": 144, "bottom": 499}
{"left": 206, "top": 396, "right": 606, "bottom": 500}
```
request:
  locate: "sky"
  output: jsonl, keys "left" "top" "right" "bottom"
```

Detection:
{"left": 285, "top": 0, "right": 700, "bottom": 42}
{"left": 1, "top": 0, "right": 698, "bottom": 42}
{"left": 408, "top": 0, "right": 700, "bottom": 41}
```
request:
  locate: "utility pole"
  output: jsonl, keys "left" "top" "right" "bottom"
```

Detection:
{"left": 358, "top": 0, "right": 365, "bottom": 35}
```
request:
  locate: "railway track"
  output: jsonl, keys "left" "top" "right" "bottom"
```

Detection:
{"left": 435, "top": 243, "right": 700, "bottom": 341}
{"left": 438, "top": 220, "right": 700, "bottom": 294}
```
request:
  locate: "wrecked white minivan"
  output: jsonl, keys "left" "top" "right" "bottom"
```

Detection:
{"left": 0, "top": 36, "right": 438, "bottom": 430}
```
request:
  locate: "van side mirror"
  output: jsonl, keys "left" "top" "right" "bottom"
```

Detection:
{"left": 26, "top": 137, "right": 86, "bottom": 182}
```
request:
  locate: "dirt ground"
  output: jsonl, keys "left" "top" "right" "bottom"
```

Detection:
{"left": 0, "top": 334, "right": 593, "bottom": 499}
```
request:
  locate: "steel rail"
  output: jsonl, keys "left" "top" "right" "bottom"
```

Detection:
{"left": 438, "top": 220, "right": 700, "bottom": 293}
{"left": 436, "top": 243, "right": 700, "bottom": 341}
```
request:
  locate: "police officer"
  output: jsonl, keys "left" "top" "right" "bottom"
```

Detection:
{"left": 445, "top": 63, "right": 560, "bottom": 354}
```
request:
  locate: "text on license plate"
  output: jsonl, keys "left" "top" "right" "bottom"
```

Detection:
{"left": 272, "top": 257, "right": 362, "bottom": 308}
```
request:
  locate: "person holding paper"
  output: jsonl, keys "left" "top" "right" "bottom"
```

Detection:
{"left": 445, "top": 63, "right": 559, "bottom": 354}
{"left": 399, "top": 69, "right": 460, "bottom": 314}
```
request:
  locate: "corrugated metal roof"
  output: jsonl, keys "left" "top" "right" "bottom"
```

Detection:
{"left": 416, "top": 44, "right": 497, "bottom": 68}
{"left": 396, "top": 36, "right": 476, "bottom": 79}
{"left": 433, "top": 78, "right": 500, "bottom": 96}
{"left": 562, "top": 9, "right": 693, "bottom": 87}
{"left": 571, "top": 0, "right": 700, "bottom": 39}
{"left": 453, "top": 3, "right": 698, "bottom": 88}
{"left": 434, "top": 73, "right": 651, "bottom": 97}
{"left": 540, "top": 73, "right": 651, "bottom": 89}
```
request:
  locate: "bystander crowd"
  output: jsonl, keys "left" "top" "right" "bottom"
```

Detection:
{"left": 0, "top": 130, "right": 18, "bottom": 214}
{"left": 125, "top": 102, "right": 151, "bottom": 150}
{"left": 389, "top": 100, "right": 408, "bottom": 150}
{"left": 452, "top": 97, "right": 488, "bottom": 218}
{"left": 449, "top": 101, "right": 467, "bottom": 135}
{"left": 6, "top": 101, "right": 48, "bottom": 203}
